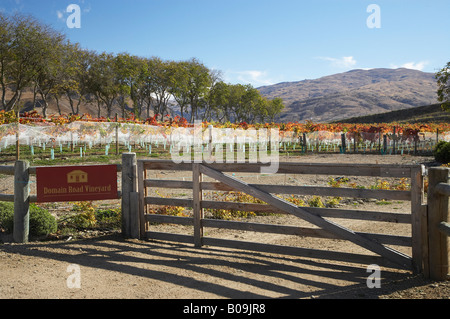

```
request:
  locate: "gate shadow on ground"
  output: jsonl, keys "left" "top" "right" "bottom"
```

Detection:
{"left": 0, "top": 233, "right": 421, "bottom": 299}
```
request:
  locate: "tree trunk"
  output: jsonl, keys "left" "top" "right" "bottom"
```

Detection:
{"left": 55, "top": 95, "right": 62, "bottom": 115}
{"left": 5, "top": 90, "right": 21, "bottom": 111}
{"left": 67, "top": 94, "right": 76, "bottom": 114}
{"left": 97, "top": 100, "right": 102, "bottom": 118}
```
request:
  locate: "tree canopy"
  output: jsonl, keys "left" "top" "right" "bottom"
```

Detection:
{"left": 0, "top": 12, "right": 284, "bottom": 124}
{"left": 436, "top": 62, "right": 450, "bottom": 111}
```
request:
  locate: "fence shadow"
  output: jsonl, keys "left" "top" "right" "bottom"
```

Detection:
{"left": 0, "top": 233, "right": 425, "bottom": 299}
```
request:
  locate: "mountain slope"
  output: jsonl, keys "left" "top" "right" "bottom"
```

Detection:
{"left": 258, "top": 68, "right": 439, "bottom": 123}
{"left": 334, "top": 103, "right": 450, "bottom": 124}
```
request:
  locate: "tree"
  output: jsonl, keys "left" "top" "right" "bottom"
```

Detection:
{"left": 264, "top": 97, "right": 285, "bottom": 122}
{"left": 436, "top": 62, "right": 450, "bottom": 111}
{"left": 206, "top": 82, "right": 284, "bottom": 123}
{"left": 0, "top": 11, "right": 281, "bottom": 123}
{"left": 171, "top": 58, "right": 211, "bottom": 122}
{"left": 204, "top": 80, "right": 229, "bottom": 122}
{"left": 55, "top": 44, "right": 95, "bottom": 115}
{"left": 0, "top": 13, "right": 14, "bottom": 111}
{"left": 0, "top": 13, "right": 62, "bottom": 112}
{"left": 202, "top": 69, "right": 223, "bottom": 121}
{"left": 144, "top": 57, "right": 177, "bottom": 119}
{"left": 87, "top": 52, "right": 121, "bottom": 118}
{"left": 32, "top": 30, "right": 66, "bottom": 117}
{"left": 225, "top": 83, "right": 263, "bottom": 123}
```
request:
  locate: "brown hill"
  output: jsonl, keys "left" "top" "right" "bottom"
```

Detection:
{"left": 335, "top": 103, "right": 450, "bottom": 124}
{"left": 258, "top": 68, "right": 439, "bottom": 123}
{"left": 17, "top": 90, "right": 136, "bottom": 119}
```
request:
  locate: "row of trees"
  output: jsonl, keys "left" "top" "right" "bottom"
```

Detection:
{"left": 0, "top": 13, "right": 284, "bottom": 123}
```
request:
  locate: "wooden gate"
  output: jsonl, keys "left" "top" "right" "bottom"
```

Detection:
{"left": 135, "top": 159, "right": 427, "bottom": 271}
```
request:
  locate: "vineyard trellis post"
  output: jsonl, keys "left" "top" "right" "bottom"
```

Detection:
{"left": 15, "top": 114, "right": 20, "bottom": 160}
{"left": 340, "top": 133, "right": 346, "bottom": 153}
{"left": 393, "top": 126, "right": 396, "bottom": 154}
{"left": 115, "top": 113, "right": 119, "bottom": 156}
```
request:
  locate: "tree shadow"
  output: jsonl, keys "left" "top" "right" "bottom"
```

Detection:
{"left": 0, "top": 233, "right": 425, "bottom": 299}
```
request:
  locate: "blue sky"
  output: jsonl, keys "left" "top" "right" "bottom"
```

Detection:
{"left": 1, "top": 0, "right": 449, "bottom": 87}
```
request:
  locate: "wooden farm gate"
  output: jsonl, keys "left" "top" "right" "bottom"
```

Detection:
{"left": 133, "top": 159, "right": 428, "bottom": 272}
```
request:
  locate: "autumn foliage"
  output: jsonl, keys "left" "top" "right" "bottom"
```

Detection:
{"left": 1, "top": 110, "right": 449, "bottom": 136}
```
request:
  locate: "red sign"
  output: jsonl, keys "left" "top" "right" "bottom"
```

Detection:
{"left": 36, "top": 165, "right": 118, "bottom": 202}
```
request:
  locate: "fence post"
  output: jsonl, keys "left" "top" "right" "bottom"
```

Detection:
{"left": 193, "top": 163, "right": 203, "bottom": 247}
{"left": 121, "top": 152, "right": 137, "bottom": 238}
{"left": 410, "top": 165, "right": 427, "bottom": 274}
{"left": 427, "top": 167, "right": 450, "bottom": 280}
{"left": 13, "top": 160, "right": 29, "bottom": 243}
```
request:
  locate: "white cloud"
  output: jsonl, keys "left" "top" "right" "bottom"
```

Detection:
{"left": 83, "top": 3, "right": 91, "bottom": 13}
{"left": 227, "top": 70, "right": 275, "bottom": 87}
{"left": 56, "top": 10, "right": 64, "bottom": 22}
{"left": 317, "top": 56, "right": 357, "bottom": 68}
{"left": 390, "top": 61, "right": 429, "bottom": 71}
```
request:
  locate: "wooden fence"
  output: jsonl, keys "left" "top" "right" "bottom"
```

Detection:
{"left": 134, "top": 158, "right": 430, "bottom": 273}
{"left": 2, "top": 154, "right": 448, "bottom": 280}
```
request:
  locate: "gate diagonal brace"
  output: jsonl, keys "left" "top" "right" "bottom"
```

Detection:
{"left": 199, "top": 164, "right": 412, "bottom": 270}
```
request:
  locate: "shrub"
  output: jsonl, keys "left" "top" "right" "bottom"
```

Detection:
{"left": 0, "top": 202, "right": 14, "bottom": 232}
{"left": 59, "top": 203, "right": 122, "bottom": 231}
{"left": 65, "top": 202, "right": 97, "bottom": 229}
{"left": 434, "top": 141, "right": 450, "bottom": 164}
{"left": 370, "top": 179, "right": 391, "bottom": 190}
{"left": 205, "top": 191, "right": 260, "bottom": 220}
{"left": 325, "top": 197, "right": 341, "bottom": 208}
{"left": 29, "top": 204, "right": 57, "bottom": 237}
{"left": 0, "top": 202, "right": 57, "bottom": 237}
{"left": 284, "top": 195, "right": 305, "bottom": 207}
{"left": 95, "top": 208, "right": 121, "bottom": 228}
{"left": 308, "top": 196, "right": 325, "bottom": 208}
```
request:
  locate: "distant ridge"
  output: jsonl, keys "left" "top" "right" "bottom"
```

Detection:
{"left": 258, "top": 68, "right": 439, "bottom": 123}
{"left": 333, "top": 103, "right": 450, "bottom": 124}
